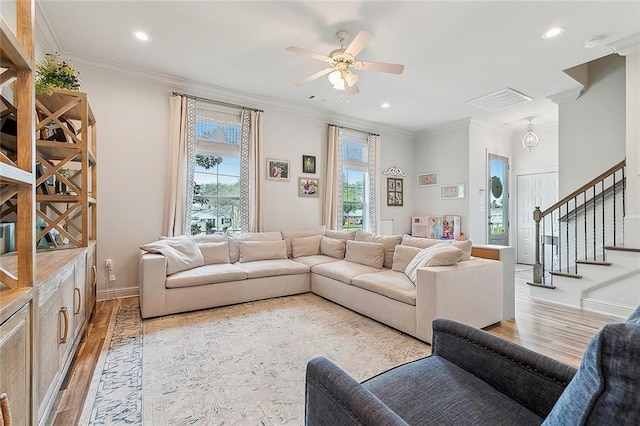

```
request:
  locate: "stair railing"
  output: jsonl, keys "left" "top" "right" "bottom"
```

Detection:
{"left": 532, "top": 160, "right": 626, "bottom": 286}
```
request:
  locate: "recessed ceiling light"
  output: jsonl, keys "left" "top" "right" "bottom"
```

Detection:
{"left": 381, "top": 102, "right": 390, "bottom": 108}
{"left": 542, "top": 27, "right": 565, "bottom": 40}
{"left": 584, "top": 36, "right": 603, "bottom": 48}
{"left": 133, "top": 31, "right": 150, "bottom": 41}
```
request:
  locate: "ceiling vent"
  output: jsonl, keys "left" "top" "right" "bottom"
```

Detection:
{"left": 465, "top": 88, "right": 533, "bottom": 111}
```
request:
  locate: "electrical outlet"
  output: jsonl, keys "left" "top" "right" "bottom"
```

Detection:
{"left": 105, "top": 259, "right": 113, "bottom": 270}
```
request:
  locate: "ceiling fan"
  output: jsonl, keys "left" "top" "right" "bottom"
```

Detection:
{"left": 286, "top": 29, "right": 405, "bottom": 95}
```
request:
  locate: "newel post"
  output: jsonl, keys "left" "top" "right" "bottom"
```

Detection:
{"left": 533, "top": 206, "right": 542, "bottom": 284}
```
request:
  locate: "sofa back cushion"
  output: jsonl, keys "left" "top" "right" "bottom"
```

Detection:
{"left": 355, "top": 231, "right": 402, "bottom": 269}
{"left": 345, "top": 240, "right": 385, "bottom": 269}
{"left": 281, "top": 226, "right": 326, "bottom": 257}
{"left": 190, "top": 233, "right": 228, "bottom": 244}
{"left": 238, "top": 240, "right": 288, "bottom": 263}
{"left": 543, "top": 317, "right": 640, "bottom": 425}
{"left": 321, "top": 236, "right": 346, "bottom": 259}
{"left": 404, "top": 244, "right": 464, "bottom": 284}
{"left": 228, "top": 232, "right": 282, "bottom": 263}
{"left": 140, "top": 235, "right": 204, "bottom": 275}
{"left": 324, "top": 229, "right": 357, "bottom": 241}
{"left": 291, "top": 235, "right": 322, "bottom": 258}
{"left": 197, "top": 241, "right": 230, "bottom": 265}
{"left": 392, "top": 245, "right": 422, "bottom": 272}
{"left": 401, "top": 235, "right": 473, "bottom": 261}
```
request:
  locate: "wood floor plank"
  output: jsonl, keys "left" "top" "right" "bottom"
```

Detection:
{"left": 50, "top": 271, "right": 625, "bottom": 423}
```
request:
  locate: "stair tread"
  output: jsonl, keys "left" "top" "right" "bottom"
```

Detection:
{"left": 526, "top": 282, "right": 556, "bottom": 289}
{"left": 549, "top": 271, "right": 582, "bottom": 279}
{"left": 575, "top": 260, "right": 613, "bottom": 266}
{"left": 603, "top": 246, "right": 640, "bottom": 253}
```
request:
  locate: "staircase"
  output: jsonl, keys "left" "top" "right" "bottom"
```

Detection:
{"left": 527, "top": 160, "right": 640, "bottom": 318}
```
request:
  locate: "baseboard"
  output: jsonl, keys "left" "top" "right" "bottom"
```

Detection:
{"left": 97, "top": 286, "right": 138, "bottom": 301}
{"left": 581, "top": 298, "right": 633, "bottom": 319}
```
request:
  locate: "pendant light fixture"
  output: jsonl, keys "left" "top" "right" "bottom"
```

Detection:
{"left": 522, "top": 117, "right": 539, "bottom": 151}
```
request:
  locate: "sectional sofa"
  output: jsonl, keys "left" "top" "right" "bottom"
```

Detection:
{"left": 139, "top": 228, "right": 503, "bottom": 343}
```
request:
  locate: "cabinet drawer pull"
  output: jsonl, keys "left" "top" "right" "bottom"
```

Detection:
{"left": 0, "top": 393, "right": 12, "bottom": 425}
{"left": 74, "top": 287, "right": 82, "bottom": 315}
{"left": 92, "top": 265, "right": 97, "bottom": 286}
{"left": 59, "top": 307, "right": 69, "bottom": 344}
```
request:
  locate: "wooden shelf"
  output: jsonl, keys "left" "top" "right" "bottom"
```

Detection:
{"left": 36, "top": 89, "right": 95, "bottom": 126}
{"left": 0, "top": 15, "right": 32, "bottom": 70}
{"left": 0, "top": 163, "right": 33, "bottom": 185}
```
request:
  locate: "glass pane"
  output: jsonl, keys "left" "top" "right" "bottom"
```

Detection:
{"left": 489, "top": 158, "right": 507, "bottom": 236}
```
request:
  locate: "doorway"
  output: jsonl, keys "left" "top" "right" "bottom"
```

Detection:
{"left": 516, "top": 172, "right": 558, "bottom": 264}
{"left": 488, "top": 154, "right": 509, "bottom": 246}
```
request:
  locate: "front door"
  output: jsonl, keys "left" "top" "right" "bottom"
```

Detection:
{"left": 488, "top": 154, "right": 509, "bottom": 246}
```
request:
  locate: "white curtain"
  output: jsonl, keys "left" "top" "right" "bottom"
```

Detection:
{"left": 367, "top": 133, "right": 381, "bottom": 233}
{"left": 163, "top": 95, "right": 196, "bottom": 236}
{"left": 322, "top": 125, "right": 341, "bottom": 229}
{"left": 241, "top": 110, "right": 263, "bottom": 232}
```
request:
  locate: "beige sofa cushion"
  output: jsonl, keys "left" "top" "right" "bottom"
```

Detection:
{"left": 235, "top": 259, "right": 310, "bottom": 279}
{"left": 165, "top": 263, "right": 247, "bottom": 288}
{"left": 352, "top": 270, "right": 416, "bottom": 305}
{"left": 320, "top": 236, "right": 346, "bottom": 259}
{"left": 293, "top": 255, "right": 340, "bottom": 268}
{"left": 401, "top": 234, "right": 473, "bottom": 261}
{"left": 291, "top": 235, "right": 322, "bottom": 258}
{"left": 324, "top": 229, "right": 357, "bottom": 240}
{"left": 392, "top": 245, "right": 422, "bottom": 272}
{"left": 450, "top": 240, "right": 473, "bottom": 261}
{"left": 345, "top": 240, "right": 385, "bottom": 269}
{"left": 228, "top": 232, "right": 282, "bottom": 263}
{"left": 197, "top": 241, "right": 230, "bottom": 265}
{"left": 312, "top": 260, "right": 382, "bottom": 284}
{"left": 190, "top": 233, "right": 228, "bottom": 244}
{"left": 140, "top": 235, "right": 204, "bottom": 275}
{"left": 281, "top": 226, "right": 325, "bottom": 257}
{"left": 238, "top": 240, "right": 287, "bottom": 263}
{"left": 405, "top": 244, "right": 464, "bottom": 283}
{"left": 355, "top": 231, "right": 402, "bottom": 268}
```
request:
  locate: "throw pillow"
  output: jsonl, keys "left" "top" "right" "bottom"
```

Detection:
{"left": 404, "top": 244, "right": 463, "bottom": 284}
{"left": 450, "top": 240, "right": 473, "bottom": 261}
{"left": 392, "top": 245, "right": 422, "bottom": 272}
{"left": 281, "top": 226, "right": 326, "bottom": 257}
{"left": 324, "top": 229, "right": 357, "bottom": 241}
{"left": 190, "top": 233, "right": 228, "bottom": 244}
{"left": 401, "top": 234, "right": 445, "bottom": 249}
{"left": 238, "top": 240, "right": 287, "bottom": 263}
{"left": 345, "top": 240, "right": 384, "bottom": 269}
{"left": 140, "top": 235, "right": 204, "bottom": 275}
{"left": 320, "top": 236, "right": 346, "bottom": 259}
{"left": 197, "top": 241, "right": 230, "bottom": 265}
{"left": 291, "top": 235, "right": 322, "bottom": 258}
{"left": 355, "top": 231, "right": 402, "bottom": 269}
{"left": 228, "top": 232, "right": 282, "bottom": 263}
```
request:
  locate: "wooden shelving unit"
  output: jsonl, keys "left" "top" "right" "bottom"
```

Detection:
{"left": 34, "top": 88, "right": 97, "bottom": 248}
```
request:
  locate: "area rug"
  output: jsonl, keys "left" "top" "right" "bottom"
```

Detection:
{"left": 81, "top": 293, "right": 431, "bottom": 425}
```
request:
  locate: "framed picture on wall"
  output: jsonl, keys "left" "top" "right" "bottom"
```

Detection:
{"left": 266, "top": 158, "right": 290, "bottom": 181}
{"left": 298, "top": 177, "right": 319, "bottom": 197}
{"left": 387, "top": 177, "right": 403, "bottom": 206}
{"left": 302, "top": 155, "right": 316, "bottom": 174}
{"left": 440, "top": 184, "right": 465, "bottom": 199}
{"left": 417, "top": 172, "right": 438, "bottom": 187}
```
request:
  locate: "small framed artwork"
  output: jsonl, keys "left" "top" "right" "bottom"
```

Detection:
{"left": 267, "top": 158, "right": 290, "bottom": 181}
{"left": 417, "top": 172, "right": 438, "bottom": 187}
{"left": 302, "top": 155, "right": 316, "bottom": 174}
{"left": 441, "top": 184, "right": 465, "bottom": 199}
{"left": 298, "top": 177, "right": 319, "bottom": 197}
{"left": 387, "top": 177, "right": 403, "bottom": 206}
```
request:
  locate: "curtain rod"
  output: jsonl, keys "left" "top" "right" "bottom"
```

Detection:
{"left": 328, "top": 123, "right": 379, "bottom": 137}
{"left": 171, "top": 91, "right": 263, "bottom": 113}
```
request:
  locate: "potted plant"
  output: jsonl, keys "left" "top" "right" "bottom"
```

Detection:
{"left": 35, "top": 53, "right": 81, "bottom": 95}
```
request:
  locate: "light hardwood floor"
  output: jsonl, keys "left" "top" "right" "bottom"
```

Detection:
{"left": 51, "top": 267, "right": 624, "bottom": 425}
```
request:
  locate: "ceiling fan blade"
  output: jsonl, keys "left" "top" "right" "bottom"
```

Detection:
{"left": 355, "top": 61, "right": 405, "bottom": 74}
{"left": 286, "top": 46, "right": 331, "bottom": 62}
{"left": 345, "top": 83, "right": 360, "bottom": 95}
{"left": 344, "top": 29, "right": 375, "bottom": 57}
{"left": 294, "top": 68, "right": 333, "bottom": 87}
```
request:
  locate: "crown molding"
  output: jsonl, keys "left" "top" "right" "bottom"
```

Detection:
{"left": 547, "top": 87, "right": 584, "bottom": 105}
{"left": 416, "top": 117, "right": 473, "bottom": 139}
{"left": 34, "top": 1, "right": 61, "bottom": 55}
{"left": 608, "top": 33, "right": 640, "bottom": 56}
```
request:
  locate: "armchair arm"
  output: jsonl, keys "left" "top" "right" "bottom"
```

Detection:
{"left": 305, "top": 357, "right": 409, "bottom": 426}
{"left": 138, "top": 251, "right": 167, "bottom": 319}
{"left": 432, "top": 318, "right": 577, "bottom": 418}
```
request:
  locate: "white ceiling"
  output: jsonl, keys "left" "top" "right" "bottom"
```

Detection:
{"left": 37, "top": 1, "right": 640, "bottom": 133}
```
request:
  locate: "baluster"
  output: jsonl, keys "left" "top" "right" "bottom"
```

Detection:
{"left": 593, "top": 185, "right": 596, "bottom": 261}
{"left": 584, "top": 191, "right": 587, "bottom": 261}
{"left": 613, "top": 170, "right": 616, "bottom": 247}
{"left": 533, "top": 207, "right": 542, "bottom": 284}
{"left": 602, "top": 179, "right": 605, "bottom": 259}
{"left": 574, "top": 196, "right": 578, "bottom": 273}
{"left": 565, "top": 202, "right": 569, "bottom": 274}
{"left": 541, "top": 215, "right": 546, "bottom": 285}
{"left": 622, "top": 167, "right": 626, "bottom": 237}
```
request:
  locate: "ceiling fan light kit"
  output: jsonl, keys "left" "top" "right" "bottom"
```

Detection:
{"left": 287, "top": 29, "right": 404, "bottom": 95}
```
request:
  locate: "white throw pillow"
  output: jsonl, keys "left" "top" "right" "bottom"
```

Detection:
{"left": 404, "top": 244, "right": 463, "bottom": 284}
{"left": 320, "top": 236, "right": 346, "bottom": 259}
{"left": 324, "top": 229, "right": 357, "bottom": 241}
{"left": 291, "top": 235, "right": 322, "bottom": 258}
{"left": 238, "top": 240, "right": 288, "bottom": 263}
{"left": 197, "top": 241, "right": 230, "bottom": 265}
{"left": 392, "top": 245, "right": 422, "bottom": 272}
{"left": 345, "top": 240, "right": 384, "bottom": 269}
{"left": 140, "top": 235, "right": 204, "bottom": 275}
{"left": 281, "top": 226, "right": 326, "bottom": 257}
{"left": 228, "top": 232, "right": 283, "bottom": 263}
{"left": 355, "top": 231, "right": 402, "bottom": 269}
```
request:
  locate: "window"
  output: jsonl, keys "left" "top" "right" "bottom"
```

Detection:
{"left": 190, "top": 103, "right": 242, "bottom": 235}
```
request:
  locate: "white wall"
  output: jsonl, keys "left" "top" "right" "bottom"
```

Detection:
{"left": 511, "top": 124, "right": 559, "bottom": 176}
{"left": 624, "top": 50, "right": 640, "bottom": 247}
{"left": 74, "top": 65, "right": 415, "bottom": 298}
{"left": 558, "top": 54, "right": 626, "bottom": 197}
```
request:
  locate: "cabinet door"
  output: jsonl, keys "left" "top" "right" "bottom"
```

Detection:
{"left": 0, "top": 303, "right": 31, "bottom": 426}
{"left": 36, "top": 278, "right": 62, "bottom": 420}
{"left": 73, "top": 258, "right": 86, "bottom": 340}
{"left": 58, "top": 266, "right": 76, "bottom": 367}
{"left": 85, "top": 246, "right": 97, "bottom": 319}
